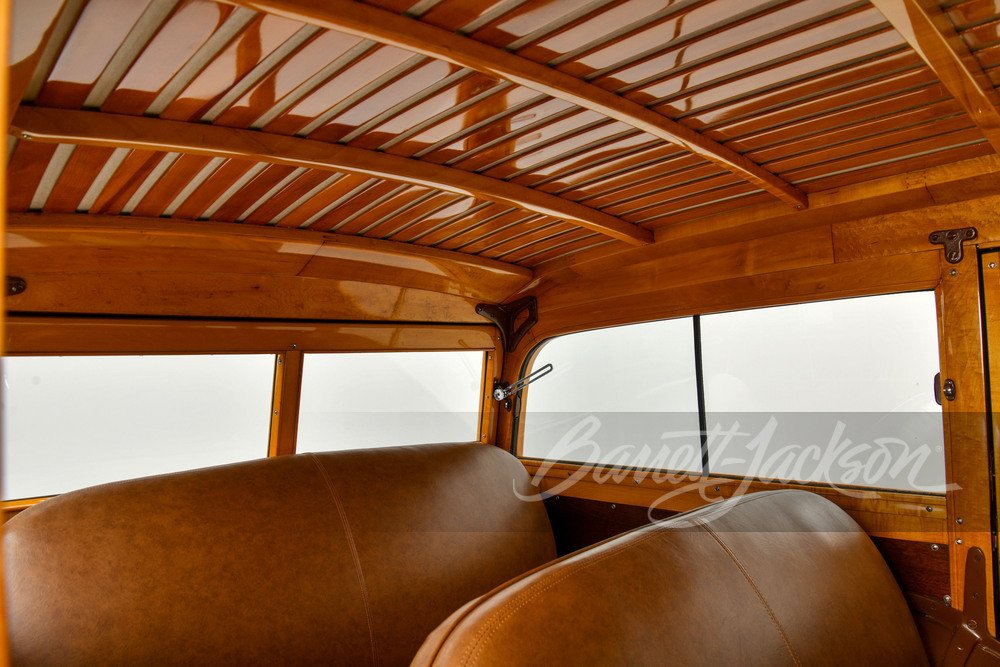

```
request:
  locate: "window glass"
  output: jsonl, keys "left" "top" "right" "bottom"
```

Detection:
{"left": 701, "top": 291, "right": 944, "bottom": 492}
{"left": 296, "top": 351, "right": 483, "bottom": 452}
{"left": 3, "top": 354, "right": 275, "bottom": 500}
{"left": 521, "top": 319, "right": 701, "bottom": 470}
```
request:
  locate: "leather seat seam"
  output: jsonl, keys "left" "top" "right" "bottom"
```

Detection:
{"left": 309, "top": 454, "right": 380, "bottom": 666}
{"left": 456, "top": 492, "right": 811, "bottom": 666}
{"left": 701, "top": 523, "right": 802, "bottom": 667}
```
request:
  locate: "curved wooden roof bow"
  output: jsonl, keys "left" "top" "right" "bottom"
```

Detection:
{"left": 7, "top": 0, "right": 1000, "bottom": 270}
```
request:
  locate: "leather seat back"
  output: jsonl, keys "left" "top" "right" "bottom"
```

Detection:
{"left": 5, "top": 443, "right": 556, "bottom": 666}
{"left": 413, "top": 489, "right": 929, "bottom": 667}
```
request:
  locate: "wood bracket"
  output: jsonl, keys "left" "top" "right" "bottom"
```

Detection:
{"left": 7, "top": 276, "right": 26, "bottom": 296}
{"left": 476, "top": 296, "right": 537, "bottom": 353}
{"left": 930, "top": 227, "right": 978, "bottom": 264}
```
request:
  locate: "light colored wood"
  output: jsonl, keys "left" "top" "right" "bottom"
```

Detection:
{"left": 521, "top": 461, "right": 947, "bottom": 542}
{"left": 11, "top": 107, "right": 652, "bottom": 246}
{"left": 4, "top": 317, "right": 500, "bottom": 355}
{"left": 935, "top": 259, "right": 995, "bottom": 628}
{"left": 268, "top": 351, "right": 303, "bottom": 457}
{"left": 6, "top": 213, "right": 533, "bottom": 302}
{"left": 7, "top": 0, "right": 65, "bottom": 125}
{"left": 533, "top": 153, "right": 1000, "bottom": 285}
{"left": 222, "top": 0, "right": 808, "bottom": 210}
{"left": 478, "top": 349, "right": 500, "bottom": 446}
{"left": 870, "top": 0, "right": 1000, "bottom": 153}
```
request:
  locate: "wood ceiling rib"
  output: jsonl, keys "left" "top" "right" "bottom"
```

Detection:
{"left": 224, "top": 0, "right": 809, "bottom": 208}
{"left": 12, "top": 106, "right": 651, "bottom": 244}
{"left": 9, "top": 0, "right": 1000, "bottom": 271}
{"left": 871, "top": 0, "right": 1000, "bottom": 151}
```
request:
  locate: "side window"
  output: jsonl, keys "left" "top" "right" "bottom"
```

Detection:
{"left": 3, "top": 354, "right": 275, "bottom": 500}
{"left": 520, "top": 319, "right": 701, "bottom": 469}
{"left": 701, "top": 291, "right": 943, "bottom": 492}
{"left": 296, "top": 351, "right": 484, "bottom": 452}
{"left": 519, "top": 291, "right": 944, "bottom": 493}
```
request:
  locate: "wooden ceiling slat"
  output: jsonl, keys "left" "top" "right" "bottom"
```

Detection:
{"left": 605, "top": 173, "right": 745, "bottom": 218}
{"left": 211, "top": 30, "right": 368, "bottom": 128}
{"left": 6, "top": 141, "right": 58, "bottom": 211}
{"left": 85, "top": 0, "right": 184, "bottom": 111}
{"left": 583, "top": 163, "right": 723, "bottom": 210}
{"left": 373, "top": 78, "right": 511, "bottom": 153}
{"left": 224, "top": 0, "right": 808, "bottom": 208}
{"left": 643, "top": 191, "right": 778, "bottom": 228}
{"left": 196, "top": 23, "right": 322, "bottom": 122}
{"left": 376, "top": 193, "right": 470, "bottom": 239}
{"left": 871, "top": 0, "right": 1000, "bottom": 152}
{"left": 417, "top": 206, "right": 529, "bottom": 247}
{"left": 34, "top": 0, "right": 158, "bottom": 109}
{"left": 171, "top": 159, "right": 266, "bottom": 220}
{"left": 269, "top": 172, "right": 375, "bottom": 228}
{"left": 394, "top": 200, "right": 500, "bottom": 243}
{"left": 77, "top": 147, "right": 131, "bottom": 213}
{"left": 706, "top": 70, "right": 944, "bottom": 142}
{"left": 764, "top": 114, "right": 976, "bottom": 173}
{"left": 349, "top": 191, "right": 468, "bottom": 238}
{"left": 460, "top": 217, "right": 563, "bottom": 256}
{"left": 162, "top": 157, "right": 231, "bottom": 217}
{"left": 628, "top": 182, "right": 763, "bottom": 225}
{"left": 566, "top": 154, "right": 710, "bottom": 204}
{"left": 43, "top": 145, "right": 116, "bottom": 212}
{"left": 689, "top": 50, "right": 927, "bottom": 133}
{"left": 497, "top": 229, "right": 598, "bottom": 265}
{"left": 482, "top": 222, "right": 572, "bottom": 259}
{"left": 17, "top": 0, "right": 83, "bottom": 107}
{"left": 744, "top": 99, "right": 966, "bottom": 163}
{"left": 160, "top": 14, "right": 305, "bottom": 121}
{"left": 654, "top": 28, "right": 905, "bottom": 121}
{"left": 437, "top": 211, "right": 546, "bottom": 251}
{"left": 12, "top": 106, "right": 652, "bottom": 245}
{"left": 518, "top": 234, "right": 611, "bottom": 267}
{"left": 207, "top": 163, "right": 296, "bottom": 221}
{"left": 542, "top": 145, "right": 689, "bottom": 195}
{"left": 615, "top": 1, "right": 880, "bottom": 99}
{"left": 88, "top": 149, "right": 164, "bottom": 215}
{"left": 724, "top": 83, "right": 955, "bottom": 154}
{"left": 305, "top": 181, "right": 412, "bottom": 231}
{"left": 242, "top": 170, "right": 343, "bottom": 225}
{"left": 784, "top": 127, "right": 989, "bottom": 183}
{"left": 796, "top": 140, "right": 995, "bottom": 192}
{"left": 130, "top": 154, "right": 215, "bottom": 218}
{"left": 331, "top": 186, "right": 439, "bottom": 235}
{"left": 477, "top": 120, "right": 632, "bottom": 179}
{"left": 505, "top": 129, "right": 644, "bottom": 184}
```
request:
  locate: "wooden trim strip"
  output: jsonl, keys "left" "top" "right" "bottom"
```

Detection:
{"left": 222, "top": 0, "right": 808, "bottom": 209}
{"left": 870, "top": 0, "right": 1000, "bottom": 152}
{"left": 11, "top": 106, "right": 652, "bottom": 246}
{"left": 268, "top": 350, "right": 303, "bottom": 457}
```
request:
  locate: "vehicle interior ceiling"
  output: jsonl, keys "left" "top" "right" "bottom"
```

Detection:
{"left": 4, "top": 0, "right": 1000, "bottom": 663}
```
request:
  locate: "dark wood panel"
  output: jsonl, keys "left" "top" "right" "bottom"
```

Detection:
{"left": 872, "top": 536, "right": 951, "bottom": 599}
{"left": 543, "top": 495, "right": 677, "bottom": 557}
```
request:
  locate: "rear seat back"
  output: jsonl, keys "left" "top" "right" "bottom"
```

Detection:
{"left": 5, "top": 443, "right": 556, "bottom": 666}
{"left": 413, "top": 489, "right": 929, "bottom": 667}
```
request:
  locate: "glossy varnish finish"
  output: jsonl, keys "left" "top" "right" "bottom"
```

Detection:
{"left": 5, "top": 0, "right": 998, "bottom": 271}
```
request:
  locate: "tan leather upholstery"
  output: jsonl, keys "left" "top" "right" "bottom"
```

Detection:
{"left": 5, "top": 443, "right": 555, "bottom": 666}
{"left": 413, "top": 489, "right": 929, "bottom": 667}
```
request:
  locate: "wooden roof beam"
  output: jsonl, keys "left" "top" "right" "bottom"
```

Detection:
{"left": 10, "top": 106, "right": 652, "bottom": 246}
{"left": 223, "top": 0, "right": 809, "bottom": 210}
{"left": 870, "top": 0, "right": 1000, "bottom": 153}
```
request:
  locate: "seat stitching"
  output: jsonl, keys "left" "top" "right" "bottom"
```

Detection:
{"left": 458, "top": 492, "right": 806, "bottom": 666}
{"left": 309, "top": 454, "right": 380, "bottom": 666}
{"left": 701, "top": 523, "right": 802, "bottom": 667}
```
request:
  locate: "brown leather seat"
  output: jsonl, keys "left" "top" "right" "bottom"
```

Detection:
{"left": 4, "top": 443, "right": 556, "bottom": 666}
{"left": 413, "top": 489, "right": 930, "bottom": 667}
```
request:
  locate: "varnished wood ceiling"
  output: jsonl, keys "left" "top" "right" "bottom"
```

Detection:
{"left": 7, "top": 0, "right": 1000, "bottom": 270}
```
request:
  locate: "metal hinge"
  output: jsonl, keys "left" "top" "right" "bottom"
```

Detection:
{"left": 929, "top": 227, "right": 977, "bottom": 263}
